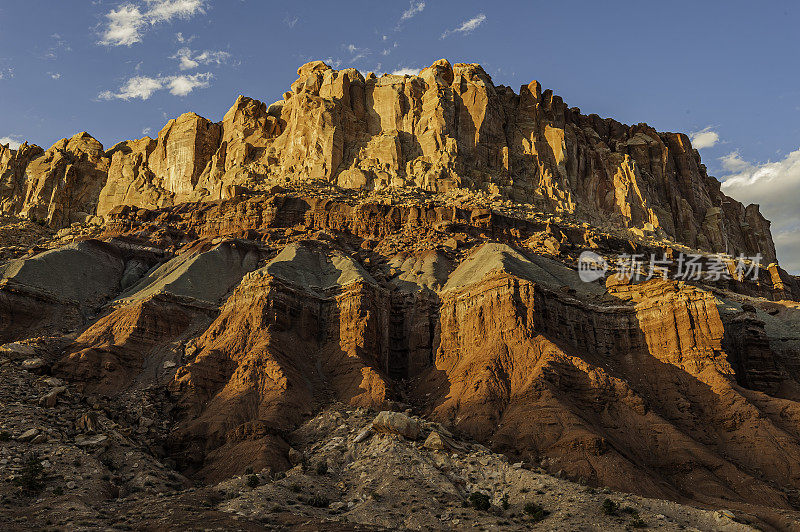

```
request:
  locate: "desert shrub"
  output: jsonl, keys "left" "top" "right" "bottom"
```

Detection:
{"left": 247, "top": 474, "right": 259, "bottom": 488}
{"left": 14, "top": 454, "right": 44, "bottom": 494}
{"left": 524, "top": 502, "right": 550, "bottom": 523}
{"left": 468, "top": 491, "right": 491, "bottom": 511}
{"left": 501, "top": 493, "right": 509, "bottom": 510}
{"left": 315, "top": 461, "right": 328, "bottom": 475}
{"left": 602, "top": 498, "right": 619, "bottom": 516}
{"left": 301, "top": 495, "right": 329, "bottom": 508}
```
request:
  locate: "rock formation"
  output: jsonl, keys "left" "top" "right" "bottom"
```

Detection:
{"left": 2, "top": 60, "right": 800, "bottom": 527}
{"left": 0, "top": 59, "right": 779, "bottom": 266}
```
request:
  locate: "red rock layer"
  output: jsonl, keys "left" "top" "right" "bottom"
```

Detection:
{"left": 167, "top": 273, "right": 392, "bottom": 480}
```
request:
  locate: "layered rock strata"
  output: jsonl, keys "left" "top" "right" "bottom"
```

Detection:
{"left": 0, "top": 59, "right": 778, "bottom": 266}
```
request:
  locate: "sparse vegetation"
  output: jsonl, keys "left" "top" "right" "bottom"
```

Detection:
{"left": 300, "top": 494, "right": 329, "bottom": 508}
{"left": 501, "top": 493, "right": 510, "bottom": 510}
{"left": 468, "top": 491, "right": 491, "bottom": 511}
{"left": 315, "top": 461, "right": 328, "bottom": 475}
{"left": 602, "top": 498, "right": 620, "bottom": 516}
{"left": 629, "top": 516, "right": 647, "bottom": 528}
{"left": 0, "top": 431, "right": 10, "bottom": 441}
{"left": 524, "top": 502, "right": 550, "bottom": 523}
{"left": 247, "top": 474, "right": 259, "bottom": 488}
{"left": 14, "top": 453, "right": 44, "bottom": 494}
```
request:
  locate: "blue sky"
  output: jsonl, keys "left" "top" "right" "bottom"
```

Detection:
{"left": 0, "top": 0, "right": 799, "bottom": 271}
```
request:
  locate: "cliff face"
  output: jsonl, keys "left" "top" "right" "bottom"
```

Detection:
{"left": 0, "top": 59, "right": 777, "bottom": 264}
{"left": 2, "top": 187, "right": 800, "bottom": 518}
{"left": 4, "top": 59, "right": 800, "bottom": 520}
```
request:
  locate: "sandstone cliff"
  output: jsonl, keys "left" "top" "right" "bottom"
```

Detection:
{"left": 3, "top": 60, "right": 800, "bottom": 526}
{"left": 0, "top": 59, "right": 778, "bottom": 265}
{"left": 2, "top": 188, "right": 800, "bottom": 523}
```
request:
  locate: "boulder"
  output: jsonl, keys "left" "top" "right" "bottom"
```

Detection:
{"left": 371, "top": 411, "right": 421, "bottom": 440}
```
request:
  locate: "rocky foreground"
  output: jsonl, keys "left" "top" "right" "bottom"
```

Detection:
{"left": 1, "top": 59, "right": 800, "bottom": 530}
{"left": 0, "top": 351, "right": 770, "bottom": 530}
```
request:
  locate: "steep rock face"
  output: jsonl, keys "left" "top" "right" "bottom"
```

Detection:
{"left": 97, "top": 114, "right": 221, "bottom": 215}
{"left": 0, "top": 142, "right": 45, "bottom": 214}
{"left": 211, "top": 59, "right": 772, "bottom": 262}
{"left": 0, "top": 58, "right": 761, "bottom": 262}
{"left": 415, "top": 251, "right": 800, "bottom": 509}
{"left": 0, "top": 133, "right": 109, "bottom": 227}
{"left": 167, "top": 242, "right": 392, "bottom": 480}
{"left": 0, "top": 60, "right": 778, "bottom": 263}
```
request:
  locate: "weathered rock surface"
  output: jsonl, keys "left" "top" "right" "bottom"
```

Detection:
{"left": 0, "top": 60, "right": 779, "bottom": 265}
{"left": 0, "top": 240, "right": 125, "bottom": 342}
{"left": 0, "top": 133, "right": 109, "bottom": 228}
{"left": 371, "top": 411, "right": 421, "bottom": 440}
{"left": 18, "top": 193, "right": 793, "bottom": 518}
{"left": 167, "top": 241, "right": 392, "bottom": 481}
{"left": 2, "top": 61, "right": 800, "bottom": 529}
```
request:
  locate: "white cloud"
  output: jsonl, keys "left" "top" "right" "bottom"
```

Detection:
{"left": 99, "top": 75, "right": 163, "bottom": 100}
{"left": 44, "top": 33, "right": 71, "bottom": 60}
{"left": 99, "top": 4, "right": 146, "bottom": 46}
{"left": 166, "top": 72, "right": 211, "bottom": 96}
{"left": 173, "top": 47, "right": 230, "bottom": 70}
{"left": 175, "top": 31, "right": 195, "bottom": 44}
{"left": 98, "top": 72, "right": 212, "bottom": 100}
{"left": 720, "top": 151, "right": 750, "bottom": 174}
{"left": 49, "top": 72, "right": 61, "bottom": 80}
{"left": 142, "top": 127, "right": 152, "bottom": 135}
{"left": 0, "top": 136, "right": 23, "bottom": 150}
{"left": 391, "top": 67, "right": 420, "bottom": 76}
{"left": 147, "top": 0, "right": 205, "bottom": 22}
{"left": 441, "top": 13, "right": 486, "bottom": 39}
{"left": 283, "top": 14, "right": 299, "bottom": 28}
{"left": 690, "top": 126, "right": 720, "bottom": 149}
{"left": 99, "top": 0, "right": 206, "bottom": 46}
{"left": 720, "top": 149, "right": 800, "bottom": 273}
{"left": 344, "top": 44, "right": 369, "bottom": 62}
{"left": 399, "top": 1, "right": 425, "bottom": 23}
{"left": 0, "top": 67, "right": 14, "bottom": 80}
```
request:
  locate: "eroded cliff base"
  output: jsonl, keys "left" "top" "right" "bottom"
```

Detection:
{"left": 0, "top": 183, "right": 799, "bottom": 530}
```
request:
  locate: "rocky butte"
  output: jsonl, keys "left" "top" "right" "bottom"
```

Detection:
{"left": 1, "top": 59, "right": 799, "bottom": 530}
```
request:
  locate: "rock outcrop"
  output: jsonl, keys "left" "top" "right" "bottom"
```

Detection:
{"left": 0, "top": 187, "right": 798, "bottom": 520}
{"left": 3, "top": 60, "right": 800, "bottom": 525}
{"left": 0, "top": 59, "right": 779, "bottom": 265}
{"left": 166, "top": 241, "right": 392, "bottom": 480}
{"left": 0, "top": 240, "right": 125, "bottom": 342}
{"left": 1, "top": 133, "right": 109, "bottom": 228}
